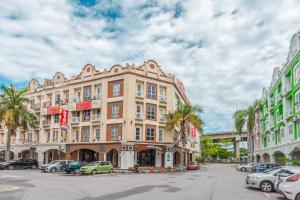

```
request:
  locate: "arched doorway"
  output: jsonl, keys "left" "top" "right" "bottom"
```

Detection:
{"left": 137, "top": 149, "right": 156, "bottom": 167}
{"left": 106, "top": 149, "right": 119, "bottom": 167}
{"left": 43, "top": 149, "right": 66, "bottom": 164}
{"left": 0, "top": 150, "right": 14, "bottom": 161}
{"left": 173, "top": 151, "right": 180, "bottom": 166}
{"left": 262, "top": 153, "right": 270, "bottom": 163}
{"left": 256, "top": 154, "right": 261, "bottom": 163}
{"left": 75, "top": 149, "right": 99, "bottom": 162}
{"left": 274, "top": 151, "right": 286, "bottom": 165}
{"left": 291, "top": 148, "right": 300, "bottom": 165}
{"left": 19, "top": 150, "right": 38, "bottom": 159}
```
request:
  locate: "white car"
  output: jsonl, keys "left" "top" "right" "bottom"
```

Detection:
{"left": 278, "top": 173, "right": 300, "bottom": 200}
{"left": 246, "top": 166, "right": 300, "bottom": 192}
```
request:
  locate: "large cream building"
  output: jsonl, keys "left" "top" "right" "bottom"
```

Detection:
{"left": 0, "top": 60, "right": 200, "bottom": 169}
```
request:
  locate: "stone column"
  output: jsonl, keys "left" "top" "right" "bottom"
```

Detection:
{"left": 37, "top": 151, "right": 44, "bottom": 166}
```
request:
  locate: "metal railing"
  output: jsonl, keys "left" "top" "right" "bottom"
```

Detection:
{"left": 91, "top": 114, "right": 101, "bottom": 121}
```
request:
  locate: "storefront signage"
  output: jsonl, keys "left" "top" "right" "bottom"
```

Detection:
{"left": 47, "top": 106, "right": 61, "bottom": 115}
{"left": 60, "top": 108, "right": 69, "bottom": 128}
{"left": 76, "top": 101, "right": 92, "bottom": 110}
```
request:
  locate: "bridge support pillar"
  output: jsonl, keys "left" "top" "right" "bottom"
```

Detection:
{"left": 234, "top": 135, "right": 241, "bottom": 163}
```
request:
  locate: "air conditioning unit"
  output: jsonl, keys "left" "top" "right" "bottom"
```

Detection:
{"left": 122, "top": 145, "right": 127, "bottom": 151}
{"left": 128, "top": 146, "right": 133, "bottom": 151}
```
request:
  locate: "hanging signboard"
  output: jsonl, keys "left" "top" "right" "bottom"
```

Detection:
{"left": 47, "top": 106, "right": 61, "bottom": 115}
{"left": 60, "top": 108, "right": 69, "bottom": 129}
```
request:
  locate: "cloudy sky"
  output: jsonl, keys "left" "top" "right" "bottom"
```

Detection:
{"left": 0, "top": 0, "right": 300, "bottom": 132}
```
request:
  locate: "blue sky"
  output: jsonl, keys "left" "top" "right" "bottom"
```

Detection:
{"left": 1, "top": 0, "right": 300, "bottom": 132}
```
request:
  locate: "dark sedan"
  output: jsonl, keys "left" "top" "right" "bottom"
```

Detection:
{"left": 0, "top": 159, "right": 38, "bottom": 170}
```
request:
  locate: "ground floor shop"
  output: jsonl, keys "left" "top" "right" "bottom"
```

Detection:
{"left": 253, "top": 141, "right": 300, "bottom": 165}
{"left": 2, "top": 142, "right": 199, "bottom": 169}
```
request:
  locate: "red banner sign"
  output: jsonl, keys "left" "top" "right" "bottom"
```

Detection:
{"left": 192, "top": 127, "right": 196, "bottom": 138}
{"left": 60, "top": 108, "right": 69, "bottom": 128}
{"left": 47, "top": 106, "right": 61, "bottom": 115}
{"left": 76, "top": 101, "right": 92, "bottom": 110}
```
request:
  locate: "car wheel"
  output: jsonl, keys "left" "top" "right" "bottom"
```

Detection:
{"left": 31, "top": 165, "right": 37, "bottom": 169}
{"left": 241, "top": 167, "right": 246, "bottom": 172}
{"left": 50, "top": 167, "right": 57, "bottom": 173}
{"left": 8, "top": 165, "right": 14, "bottom": 170}
{"left": 91, "top": 170, "right": 96, "bottom": 175}
{"left": 260, "top": 181, "right": 274, "bottom": 192}
{"left": 296, "top": 193, "right": 300, "bottom": 200}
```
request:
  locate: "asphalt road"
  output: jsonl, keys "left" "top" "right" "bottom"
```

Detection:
{"left": 0, "top": 164, "right": 284, "bottom": 200}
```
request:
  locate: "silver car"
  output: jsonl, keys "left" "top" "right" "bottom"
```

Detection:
{"left": 40, "top": 160, "right": 73, "bottom": 173}
{"left": 237, "top": 163, "right": 256, "bottom": 172}
{"left": 246, "top": 166, "right": 299, "bottom": 192}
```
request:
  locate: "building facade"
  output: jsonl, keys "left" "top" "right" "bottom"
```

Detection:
{"left": 253, "top": 33, "right": 300, "bottom": 164}
{"left": 0, "top": 60, "right": 201, "bottom": 169}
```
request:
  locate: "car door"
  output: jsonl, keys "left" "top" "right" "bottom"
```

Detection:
{"left": 98, "top": 162, "right": 105, "bottom": 173}
{"left": 59, "top": 161, "right": 66, "bottom": 171}
{"left": 17, "top": 159, "right": 25, "bottom": 169}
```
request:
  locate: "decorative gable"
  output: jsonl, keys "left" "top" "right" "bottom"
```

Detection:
{"left": 28, "top": 79, "right": 40, "bottom": 91}
{"left": 80, "top": 64, "right": 96, "bottom": 78}
{"left": 53, "top": 72, "right": 66, "bottom": 85}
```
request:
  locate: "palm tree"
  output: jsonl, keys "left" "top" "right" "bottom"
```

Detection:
{"left": 165, "top": 104, "right": 204, "bottom": 167}
{"left": 0, "top": 85, "right": 36, "bottom": 161}
{"left": 233, "top": 100, "right": 259, "bottom": 161}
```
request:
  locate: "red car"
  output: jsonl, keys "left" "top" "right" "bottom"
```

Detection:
{"left": 187, "top": 162, "right": 200, "bottom": 170}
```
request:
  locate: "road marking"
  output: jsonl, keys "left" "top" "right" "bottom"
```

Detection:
{"left": 0, "top": 184, "right": 20, "bottom": 192}
{"left": 1, "top": 175, "right": 23, "bottom": 178}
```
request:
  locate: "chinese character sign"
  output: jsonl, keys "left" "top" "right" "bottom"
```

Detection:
{"left": 60, "top": 108, "right": 69, "bottom": 128}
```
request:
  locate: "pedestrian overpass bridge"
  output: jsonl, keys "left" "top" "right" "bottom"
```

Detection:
{"left": 204, "top": 131, "right": 248, "bottom": 159}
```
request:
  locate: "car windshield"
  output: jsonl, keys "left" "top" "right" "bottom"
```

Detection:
{"left": 263, "top": 167, "right": 281, "bottom": 174}
{"left": 87, "top": 161, "right": 99, "bottom": 166}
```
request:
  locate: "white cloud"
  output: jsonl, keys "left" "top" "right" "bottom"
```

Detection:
{"left": 0, "top": 0, "right": 300, "bottom": 132}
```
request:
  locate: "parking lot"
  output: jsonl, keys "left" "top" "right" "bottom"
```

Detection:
{"left": 0, "top": 164, "right": 284, "bottom": 200}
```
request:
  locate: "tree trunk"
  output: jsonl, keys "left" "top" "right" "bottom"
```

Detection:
{"left": 5, "top": 129, "right": 11, "bottom": 161}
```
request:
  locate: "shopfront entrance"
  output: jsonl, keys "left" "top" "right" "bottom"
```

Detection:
{"left": 137, "top": 149, "right": 156, "bottom": 166}
{"left": 79, "top": 149, "right": 99, "bottom": 162}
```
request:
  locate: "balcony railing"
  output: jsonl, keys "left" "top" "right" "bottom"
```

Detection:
{"left": 136, "top": 90, "right": 143, "bottom": 97}
{"left": 82, "top": 116, "right": 90, "bottom": 122}
{"left": 93, "top": 94, "right": 101, "bottom": 100}
{"left": 34, "top": 104, "right": 41, "bottom": 111}
{"left": 159, "top": 96, "right": 167, "bottom": 102}
{"left": 286, "top": 109, "right": 293, "bottom": 116}
{"left": 43, "top": 102, "right": 51, "bottom": 108}
{"left": 81, "top": 137, "right": 90, "bottom": 142}
{"left": 71, "top": 117, "right": 80, "bottom": 123}
{"left": 136, "top": 113, "right": 144, "bottom": 120}
{"left": 42, "top": 120, "right": 51, "bottom": 126}
{"left": 91, "top": 114, "right": 101, "bottom": 121}
{"left": 72, "top": 97, "right": 81, "bottom": 103}
{"left": 283, "top": 84, "right": 291, "bottom": 94}
{"left": 159, "top": 116, "right": 166, "bottom": 122}
{"left": 297, "top": 102, "right": 300, "bottom": 111}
